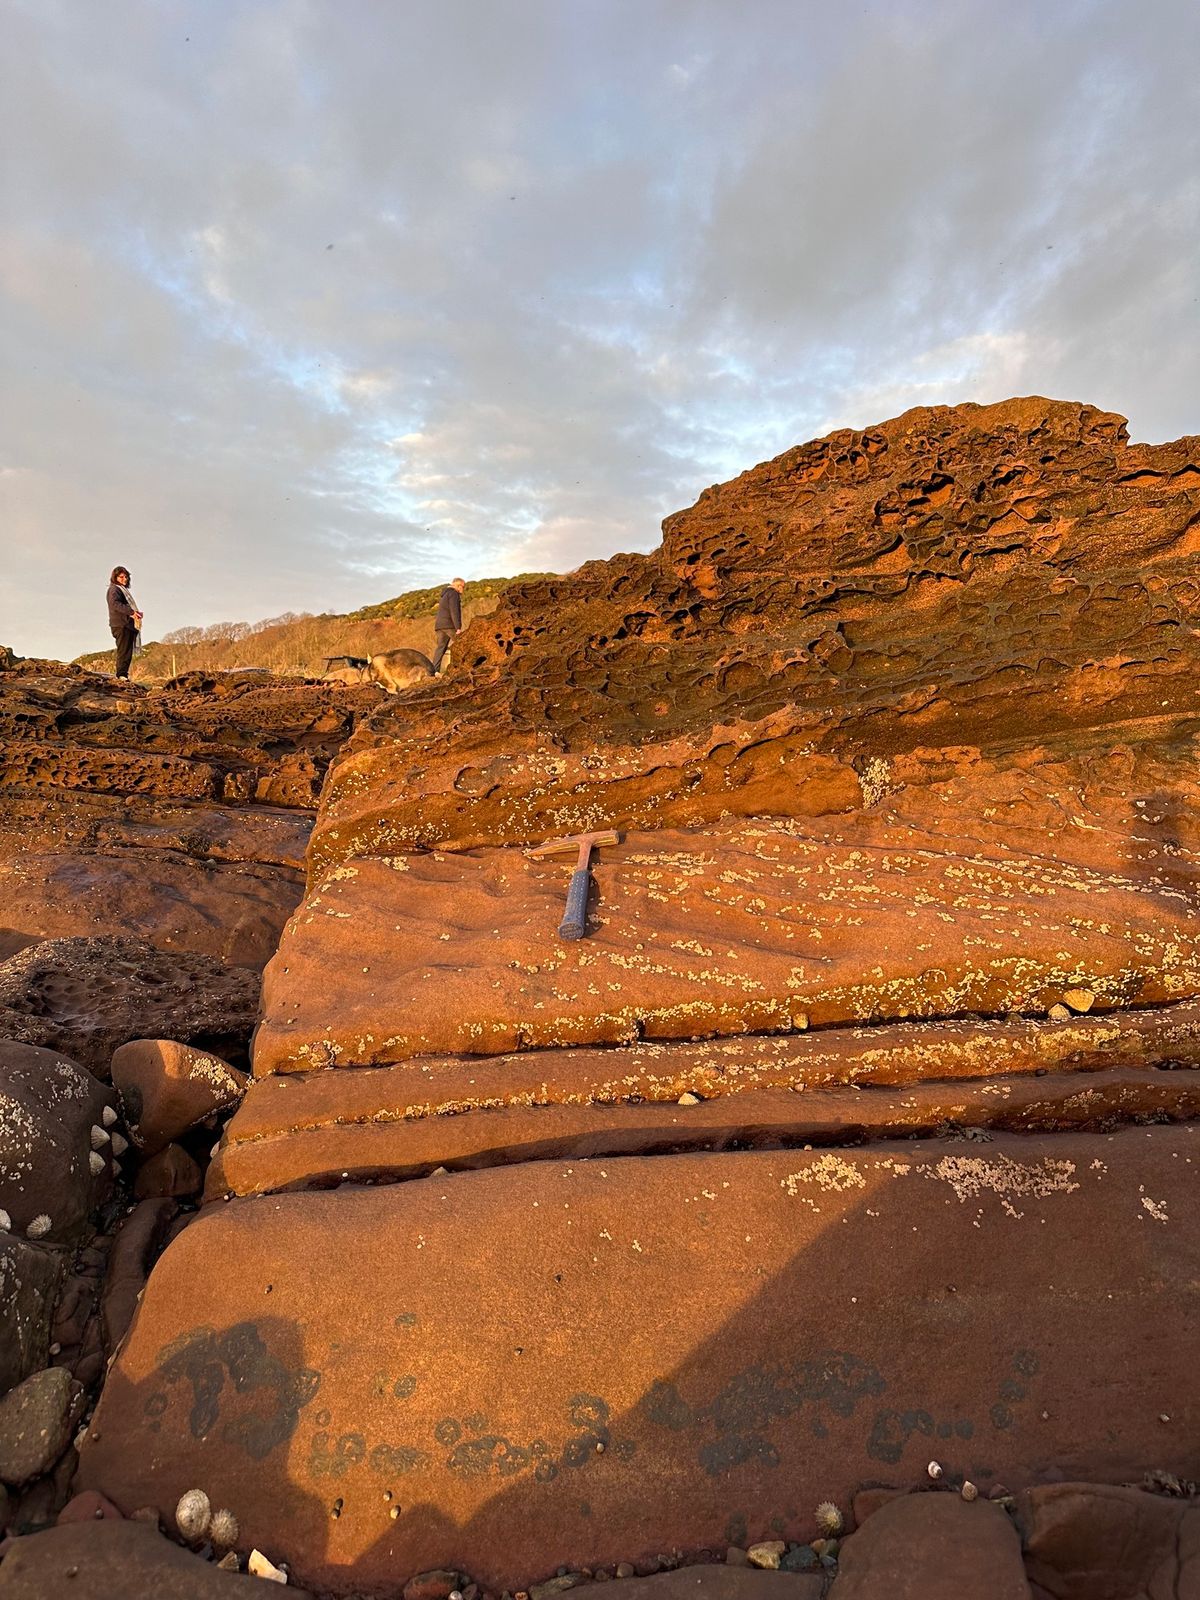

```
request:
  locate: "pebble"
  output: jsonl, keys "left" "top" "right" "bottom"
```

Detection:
{"left": 746, "top": 1541, "right": 785, "bottom": 1570}
{"left": 724, "top": 1548, "right": 750, "bottom": 1568}
{"left": 780, "top": 1546, "right": 819, "bottom": 1573}
{"left": 614, "top": 1565, "right": 635, "bottom": 1580}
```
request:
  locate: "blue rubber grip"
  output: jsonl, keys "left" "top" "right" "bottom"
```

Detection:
{"left": 559, "top": 867, "right": 591, "bottom": 940}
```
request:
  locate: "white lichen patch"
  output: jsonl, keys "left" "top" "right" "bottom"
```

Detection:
{"left": 1140, "top": 1194, "right": 1169, "bottom": 1223}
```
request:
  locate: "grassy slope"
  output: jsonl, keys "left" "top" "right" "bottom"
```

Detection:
{"left": 73, "top": 575, "right": 545, "bottom": 680}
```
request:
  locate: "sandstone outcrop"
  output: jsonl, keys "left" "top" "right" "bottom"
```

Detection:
{"left": 16, "top": 400, "right": 1200, "bottom": 1593}
{"left": 0, "top": 664, "right": 378, "bottom": 968}
{"left": 80, "top": 1126, "right": 1197, "bottom": 1593}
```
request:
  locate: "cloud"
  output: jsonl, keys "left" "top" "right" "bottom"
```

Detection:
{"left": 1, "top": 0, "right": 1196, "bottom": 660}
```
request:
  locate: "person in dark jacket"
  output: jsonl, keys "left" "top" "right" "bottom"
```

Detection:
{"left": 106, "top": 566, "right": 142, "bottom": 679}
{"left": 431, "top": 577, "right": 466, "bottom": 671}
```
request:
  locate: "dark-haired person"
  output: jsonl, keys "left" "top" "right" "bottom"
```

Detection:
{"left": 107, "top": 567, "right": 142, "bottom": 679}
{"left": 431, "top": 576, "right": 466, "bottom": 672}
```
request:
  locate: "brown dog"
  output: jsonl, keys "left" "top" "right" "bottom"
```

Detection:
{"left": 367, "top": 648, "right": 436, "bottom": 693}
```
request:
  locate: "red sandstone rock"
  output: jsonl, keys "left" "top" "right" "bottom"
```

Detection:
{"left": 255, "top": 813, "right": 1200, "bottom": 1073}
{"left": 829, "top": 1492, "right": 1029, "bottom": 1597}
{"left": 1016, "top": 1482, "right": 1200, "bottom": 1598}
{"left": 111, "top": 1040, "right": 246, "bottom": 1154}
{"left": 0, "top": 1042, "right": 116, "bottom": 1241}
{"left": 0, "top": 1519, "right": 309, "bottom": 1596}
{"left": 0, "top": 663, "right": 376, "bottom": 969}
{"left": 308, "top": 400, "right": 1200, "bottom": 873}
{"left": 0, "top": 938, "right": 258, "bottom": 1077}
{"left": 79, "top": 1127, "right": 1198, "bottom": 1595}
{"left": 56, "top": 1488, "right": 124, "bottom": 1524}
{"left": 207, "top": 1059, "right": 1200, "bottom": 1200}
{"left": 134, "top": 1146, "right": 203, "bottom": 1200}
{"left": 101, "top": 1199, "right": 178, "bottom": 1356}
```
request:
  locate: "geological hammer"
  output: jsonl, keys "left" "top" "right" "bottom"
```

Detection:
{"left": 528, "top": 829, "right": 620, "bottom": 941}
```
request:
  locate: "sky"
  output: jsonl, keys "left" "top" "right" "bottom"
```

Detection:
{"left": 1, "top": 0, "right": 1198, "bottom": 661}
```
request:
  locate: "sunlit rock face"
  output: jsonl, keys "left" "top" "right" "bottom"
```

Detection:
{"left": 0, "top": 665, "right": 380, "bottom": 971}
{"left": 75, "top": 399, "right": 1200, "bottom": 1594}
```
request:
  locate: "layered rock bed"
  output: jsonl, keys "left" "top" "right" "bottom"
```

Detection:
{"left": 2, "top": 398, "right": 1199, "bottom": 1597}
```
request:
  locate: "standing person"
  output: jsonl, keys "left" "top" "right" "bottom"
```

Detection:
{"left": 107, "top": 566, "right": 142, "bottom": 679}
{"left": 431, "top": 576, "right": 466, "bottom": 672}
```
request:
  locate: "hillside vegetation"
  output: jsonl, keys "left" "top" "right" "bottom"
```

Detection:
{"left": 73, "top": 575, "right": 544, "bottom": 679}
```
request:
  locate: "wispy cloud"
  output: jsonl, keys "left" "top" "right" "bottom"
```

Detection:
{"left": 1, "top": 0, "right": 1196, "bottom": 659}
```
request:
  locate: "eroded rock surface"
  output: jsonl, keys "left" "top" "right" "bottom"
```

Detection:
{"left": 0, "top": 937, "right": 258, "bottom": 1076}
{"left": 25, "top": 400, "right": 1200, "bottom": 1593}
{"left": 0, "top": 664, "right": 378, "bottom": 967}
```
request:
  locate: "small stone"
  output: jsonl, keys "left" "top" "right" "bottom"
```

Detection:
{"left": 677, "top": 1092, "right": 701, "bottom": 1105}
{"left": 529, "top": 1577, "right": 587, "bottom": 1600}
{"left": 746, "top": 1541, "right": 785, "bottom": 1570}
{"left": 724, "top": 1547, "right": 750, "bottom": 1567}
{"left": 0, "top": 1367, "right": 76, "bottom": 1487}
{"left": 780, "top": 1546, "right": 819, "bottom": 1573}
{"left": 614, "top": 1565, "right": 635, "bottom": 1580}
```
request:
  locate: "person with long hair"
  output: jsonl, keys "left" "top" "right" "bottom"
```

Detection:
{"left": 106, "top": 566, "right": 142, "bottom": 679}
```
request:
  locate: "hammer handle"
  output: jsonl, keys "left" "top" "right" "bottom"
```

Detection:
{"left": 559, "top": 867, "right": 591, "bottom": 941}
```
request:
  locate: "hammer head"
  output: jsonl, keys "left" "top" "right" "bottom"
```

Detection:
{"left": 528, "top": 829, "right": 620, "bottom": 858}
